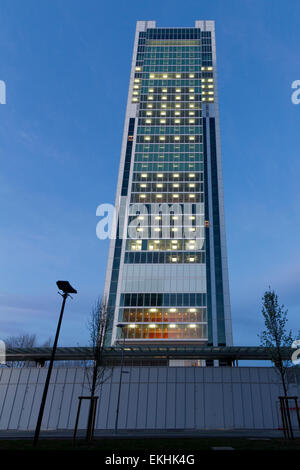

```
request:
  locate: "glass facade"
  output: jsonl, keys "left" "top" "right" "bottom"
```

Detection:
{"left": 104, "top": 21, "right": 233, "bottom": 347}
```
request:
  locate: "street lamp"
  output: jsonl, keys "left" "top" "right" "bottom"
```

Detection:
{"left": 33, "top": 281, "right": 77, "bottom": 446}
{"left": 114, "top": 322, "right": 127, "bottom": 433}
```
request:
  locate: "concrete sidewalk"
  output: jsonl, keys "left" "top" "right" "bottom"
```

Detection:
{"left": 0, "top": 428, "right": 299, "bottom": 440}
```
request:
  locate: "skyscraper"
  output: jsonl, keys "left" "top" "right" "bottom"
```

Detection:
{"left": 103, "top": 21, "right": 233, "bottom": 349}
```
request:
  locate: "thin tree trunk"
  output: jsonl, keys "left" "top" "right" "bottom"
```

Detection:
{"left": 86, "top": 348, "right": 100, "bottom": 442}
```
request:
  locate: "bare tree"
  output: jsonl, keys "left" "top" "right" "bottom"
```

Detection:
{"left": 84, "top": 298, "right": 112, "bottom": 441}
{"left": 4, "top": 334, "right": 52, "bottom": 368}
{"left": 259, "top": 288, "right": 295, "bottom": 396}
{"left": 5, "top": 333, "right": 37, "bottom": 349}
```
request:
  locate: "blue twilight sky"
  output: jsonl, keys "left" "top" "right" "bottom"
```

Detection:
{"left": 0, "top": 0, "right": 299, "bottom": 347}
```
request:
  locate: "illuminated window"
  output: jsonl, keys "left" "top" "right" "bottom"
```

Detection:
{"left": 156, "top": 183, "right": 163, "bottom": 188}
{"left": 162, "top": 88, "right": 168, "bottom": 93}
{"left": 175, "top": 119, "right": 180, "bottom": 124}
{"left": 189, "top": 119, "right": 195, "bottom": 124}
{"left": 148, "top": 95, "right": 153, "bottom": 100}
{"left": 157, "top": 173, "right": 163, "bottom": 178}
{"left": 149, "top": 88, "right": 154, "bottom": 92}
{"left": 147, "top": 104, "right": 153, "bottom": 108}
{"left": 189, "top": 173, "right": 195, "bottom": 178}
{"left": 175, "top": 95, "right": 181, "bottom": 100}
{"left": 160, "top": 119, "right": 166, "bottom": 124}
{"left": 189, "top": 183, "right": 195, "bottom": 188}
{"left": 173, "top": 173, "right": 179, "bottom": 178}
{"left": 140, "top": 183, "right": 147, "bottom": 188}
{"left": 189, "top": 73, "right": 195, "bottom": 78}
{"left": 146, "top": 119, "right": 152, "bottom": 124}
{"left": 171, "top": 257, "right": 178, "bottom": 262}
{"left": 141, "top": 173, "right": 147, "bottom": 178}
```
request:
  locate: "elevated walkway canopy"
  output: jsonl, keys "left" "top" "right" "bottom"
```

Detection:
{"left": 3, "top": 345, "right": 293, "bottom": 365}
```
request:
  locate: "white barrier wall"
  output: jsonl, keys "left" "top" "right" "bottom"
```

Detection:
{"left": 0, "top": 366, "right": 299, "bottom": 431}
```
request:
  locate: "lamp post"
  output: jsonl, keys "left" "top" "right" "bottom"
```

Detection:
{"left": 33, "top": 281, "right": 77, "bottom": 446}
{"left": 114, "top": 323, "right": 127, "bottom": 433}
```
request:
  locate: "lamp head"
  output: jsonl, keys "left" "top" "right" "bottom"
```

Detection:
{"left": 56, "top": 281, "right": 77, "bottom": 295}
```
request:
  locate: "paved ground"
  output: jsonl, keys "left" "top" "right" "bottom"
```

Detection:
{"left": 0, "top": 428, "right": 299, "bottom": 440}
